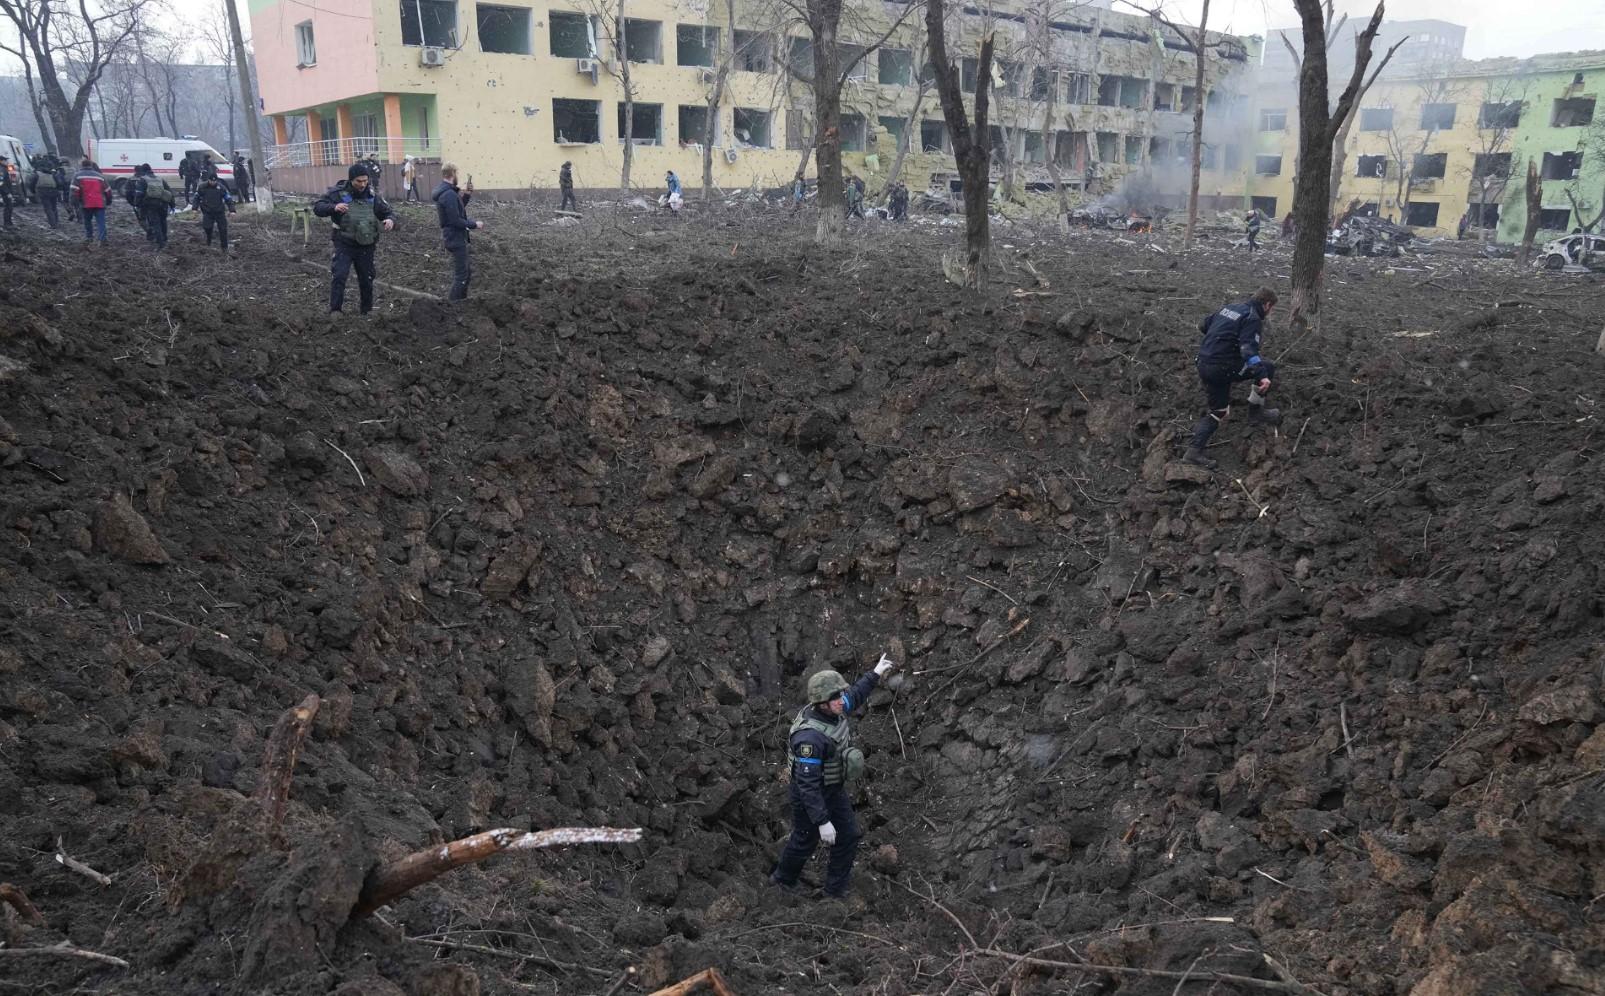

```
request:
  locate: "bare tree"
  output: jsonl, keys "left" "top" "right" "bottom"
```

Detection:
{"left": 1561, "top": 109, "right": 1605, "bottom": 235}
{"left": 223, "top": 0, "right": 273, "bottom": 211}
{"left": 1376, "top": 76, "right": 1461, "bottom": 226}
{"left": 927, "top": 0, "right": 994, "bottom": 285}
{"left": 1517, "top": 157, "right": 1542, "bottom": 263}
{"left": 0, "top": 0, "right": 153, "bottom": 159}
{"left": 201, "top": 16, "right": 238, "bottom": 155}
{"left": 584, "top": 0, "right": 638, "bottom": 192}
{"left": 1, "top": 26, "right": 60, "bottom": 153}
{"left": 1286, "top": 0, "right": 1389, "bottom": 329}
{"left": 882, "top": 31, "right": 934, "bottom": 198}
{"left": 1465, "top": 77, "right": 1527, "bottom": 242}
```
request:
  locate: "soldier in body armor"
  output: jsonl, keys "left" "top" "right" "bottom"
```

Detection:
{"left": 770, "top": 653, "right": 898, "bottom": 898}
{"left": 313, "top": 164, "right": 396, "bottom": 314}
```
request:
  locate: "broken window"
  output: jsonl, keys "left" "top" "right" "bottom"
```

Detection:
{"left": 401, "top": 0, "right": 457, "bottom": 46}
{"left": 1201, "top": 144, "right": 1218, "bottom": 169}
{"left": 1066, "top": 73, "right": 1092, "bottom": 104}
{"left": 1097, "top": 75, "right": 1118, "bottom": 106}
{"left": 1478, "top": 101, "right": 1521, "bottom": 129}
{"left": 1056, "top": 132, "right": 1087, "bottom": 170}
{"left": 920, "top": 120, "right": 947, "bottom": 153}
{"left": 1023, "top": 133, "right": 1046, "bottom": 163}
{"left": 1153, "top": 83, "right": 1175, "bottom": 111}
{"left": 733, "top": 108, "right": 770, "bottom": 147}
{"left": 1223, "top": 145, "right": 1241, "bottom": 171}
{"left": 1149, "top": 137, "right": 1171, "bottom": 162}
{"left": 1251, "top": 195, "right": 1277, "bottom": 217}
{"left": 1356, "top": 154, "right": 1388, "bottom": 178}
{"left": 617, "top": 102, "right": 662, "bottom": 144}
{"left": 733, "top": 30, "right": 771, "bottom": 72}
{"left": 787, "top": 37, "right": 811, "bottom": 77}
{"left": 840, "top": 44, "right": 868, "bottom": 81}
{"left": 622, "top": 19, "right": 662, "bottom": 63}
{"left": 1098, "top": 75, "right": 1146, "bottom": 108}
{"left": 1552, "top": 97, "right": 1595, "bottom": 127}
{"left": 878, "top": 116, "right": 905, "bottom": 149}
{"left": 1473, "top": 152, "right": 1511, "bottom": 179}
{"left": 1359, "top": 107, "right": 1393, "bottom": 131}
{"left": 476, "top": 5, "right": 529, "bottom": 54}
{"left": 678, "top": 105, "right": 713, "bottom": 145}
{"left": 1419, "top": 103, "right": 1456, "bottom": 129}
{"left": 1124, "top": 136, "right": 1142, "bottom": 165}
{"left": 1179, "top": 85, "right": 1197, "bottom": 111}
{"left": 1541, "top": 151, "right": 1583, "bottom": 180}
{"left": 987, "top": 125, "right": 1008, "bottom": 158}
{"left": 1537, "top": 207, "right": 1571, "bottom": 230}
{"left": 1410, "top": 153, "right": 1447, "bottom": 179}
{"left": 549, "top": 11, "right": 594, "bottom": 58}
{"left": 997, "top": 61, "right": 1021, "bottom": 97}
{"left": 840, "top": 113, "right": 867, "bottom": 151}
{"left": 879, "top": 47, "right": 913, "bottom": 85}
{"left": 674, "top": 24, "right": 714, "bottom": 66}
{"left": 1255, "top": 154, "right": 1282, "bottom": 176}
{"left": 1258, "top": 107, "right": 1287, "bottom": 131}
{"left": 1031, "top": 67, "right": 1054, "bottom": 102}
{"left": 1095, "top": 131, "right": 1117, "bottom": 162}
{"left": 1404, "top": 201, "right": 1440, "bottom": 227}
{"left": 1473, "top": 203, "right": 1500, "bottom": 227}
{"left": 961, "top": 57, "right": 978, "bottom": 93}
{"left": 553, "top": 98, "right": 600, "bottom": 143}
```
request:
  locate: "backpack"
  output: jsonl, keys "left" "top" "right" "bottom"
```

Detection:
{"left": 145, "top": 178, "right": 175, "bottom": 206}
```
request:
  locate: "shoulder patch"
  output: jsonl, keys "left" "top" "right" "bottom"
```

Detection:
{"left": 797, "top": 743, "right": 815, "bottom": 758}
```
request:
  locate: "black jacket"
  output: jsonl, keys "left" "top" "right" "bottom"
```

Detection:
{"left": 312, "top": 182, "right": 395, "bottom": 245}
{"left": 193, "top": 179, "right": 234, "bottom": 215}
{"left": 433, "top": 179, "right": 475, "bottom": 249}
{"left": 788, "top": 670, "right": 880, "bottom": 825}
{"left": 1197, "top": 300, "right": 1267, "bottom": 370}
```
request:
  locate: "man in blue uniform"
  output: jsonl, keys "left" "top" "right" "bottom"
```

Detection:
{"left": 1185, "top": 287, "right": 1282, "bottom": 470}
{"left": 313, "top": 164, "right": 397, "bottom": 314}
{"left": 771, "top": 653, "right": 898, "bottom": 898}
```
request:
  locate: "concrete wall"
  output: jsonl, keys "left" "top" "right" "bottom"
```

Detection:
{"left": 1499, "top": 67, "right": 1604, "bottom": 242}
{"left": 250, "top": 0, "right": 382, "bottom": 115}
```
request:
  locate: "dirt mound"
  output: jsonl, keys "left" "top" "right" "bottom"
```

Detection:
{"left": 1, "top": 208, "right": 1603, "bottom": 995}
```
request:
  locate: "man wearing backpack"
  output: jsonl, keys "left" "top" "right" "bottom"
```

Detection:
{"left": 133, "top": 164, "right": 176, "bottom": 249}
{"left": 33, "top": 157, "right": 61, "bottom": 228}
{"left": 313, "top": 163, "right": 397, "bottom": 314}
{"left": 178, "top": 156, "right": 198, "bottom": 202}
{"left": 192, "top": 173, "right": 236, "bottom": 252}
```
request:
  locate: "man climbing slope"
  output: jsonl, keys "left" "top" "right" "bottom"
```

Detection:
{"left": 1185, "top": 287, "right": 1283, "bottom": 470}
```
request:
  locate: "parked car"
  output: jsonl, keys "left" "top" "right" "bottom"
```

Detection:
{"left": 1535, "top": 233, "right": 1605, "bottom": 270}
{"left": 0, "top": 134, "right": 36, "bottom": 202}
{"left": 88, "top": 137, "right": 236, "bottom": 194}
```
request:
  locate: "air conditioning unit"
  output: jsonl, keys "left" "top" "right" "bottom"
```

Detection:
{"left": 577, "top": 57, "right": 597, "bottom": 74}
{"left": 420, "top": 46, "right": 445, "bottom": 67}
{"left": 724, "top": 148, "right": 738, "bottom": 164}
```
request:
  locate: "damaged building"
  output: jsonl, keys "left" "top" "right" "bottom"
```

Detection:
{"left": 249, "top": 0, "right": 1259, "bottom": 201}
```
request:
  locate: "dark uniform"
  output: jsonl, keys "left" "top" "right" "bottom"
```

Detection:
{"left": 771, "top": 668, "right": 882, "bottom": 898}
{"left": 178, "top": 156, "right": 198, "bottom": 201}
{"left": 1244, "top": 211, "right": 1261, "bottom": 252}
{"left": 433, "top": 177, "right": 479, "bottom": 301}
{"left": 313, "top": 166, "right": 396, "bottom": 314}
{"left": 34, "top": 160, "right": 61, "bottom": 228}
{"left": 559, "top": 162, "right": 576, "bottom": 211}
{"left": 192, "top": 176, "right": 235, "bottom": 251}
{"left": 1186, "top": 295, "right": 1280, "bottom": 465}
{"left": 0, "top": 158, "right": 16, "bottom": 229}
{"left": 133, "top": 167, "right": 175, "bottom": 249}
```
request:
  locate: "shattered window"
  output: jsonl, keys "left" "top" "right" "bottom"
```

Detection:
{"left": 733, "top": 108, "right": 771, "bottom": 147}
{"left": 1419, "top": 103, "right": 1456, "bottom": 129}
{"left": 616, "top": 102, "right": 661, "bottom": 144}
{"left": 1258, "top": 108, "right": 1287, "bottom": 131}
{"left": 920, "top": 119, "right": 947, "bottom": 153}
{"left": 1478, "top": 101, "right": 1521, "bottom": 129}
{"left": 961, "top": 57, "right": 978, "bottom": 93}
{"left": 679, "top": 105, "right": 714, "bottom": 145}
{"left": 733, "top": 30, "right": 772, "bottom": 72}
{"left": 1124, "top": 136, "right": 1141, "bottom": 164}
{"left": 1551, "top": 97, "right": 1594, "bottom": 127}
{"left": 1541, "top": 151, "right": 1583, "bottom": 180}
{"left": 1356, "top": 154, "right": 1388, "bottom": 177}
{"left": 627, "top": 19, "right": 663, "bottom": 64}
{"left": 1410, "top": 153, "right": 1447, "bottom": 179}
{"left": 1537, "top": 207, "right": 1571, "bottom": 229}
{"left": 1066, "top": 73, "right": 1092, "bottom": 104}
{"left": 553, "top": 98, "right": 601, "bottom": 143}
{"left": 1473, "top": 152, "right": 1511, "bottom": 178}
{"left": 401, "top": 0, "right": 456, "bottom": 46}
{"left": 477, "top": 5, "right": 530, "bottom": 55}
{"left": 879, "top": 47, "right": 913, "bottom": 85}
{"left": 1254, "top": 154, "right": 1282, "bottom": 175}
{"left": 1404, "top": 201, "right": 1439, "bottom": 227}
{"left": 879, "top": 115, "right": 906, "bottom": 147}
{"left": 550, "top": 11, "right": 594, "bottom": 58}
{"left": 840, "top": 113, "right": 867, "bottom": 151}
{"left": 1359, "top": 107, "right": 1393, "bottom": 131}
{"left": 675, "top": 24, "right": 716, "bottom": 67}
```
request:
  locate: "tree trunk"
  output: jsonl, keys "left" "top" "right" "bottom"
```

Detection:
{"left": 1183, "top": 0, "right": 1209, "bottom": 247}
{"left": 223, "top": 0, "right": 274, "bottom": 210}
{"left": 809, "top": 0, "right": 845, "bottom": 246}
{"left": 1328, "top": 112, "right": 1356, "bottom": 212}
{"left": 701, "top": 0, "right": 735, "bottom": 200}
{"left": 885, "top": 86, "right": 926, "bottom": 194}
{"left": 928, "top": 0, "right": 993, "bottom": 285}
{"left": 617, "top": 0, "right": 633, "bottom": 194}
{"left": 1518, "top": 159, "right": 1542, "bottom": 264}
{"left": 16, "top": 38, "right": 58, "bottom": 155}
{"left": 1041, "top": 89, "right": 1070, "bottom": 221}
{"left": 1288, "top": 1, "right": 1335, "bottom": 327}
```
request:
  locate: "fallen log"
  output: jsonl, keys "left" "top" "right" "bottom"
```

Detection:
{"left": 256, "top": 693, "right": 320, "bottom": 836}
{"left": 0, "top": 882, "right": 44, "bottom": 924}
{"left": 0, "top": 940, "right": 130, "bottom": 969}
{"left": 352, "top": 826, "right": 643, "bottom": 916}
{"left": 647, "top": 967, "right": 737, "bottom": 996}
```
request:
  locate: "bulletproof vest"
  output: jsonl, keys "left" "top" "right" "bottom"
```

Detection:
{"left": 197, "top": 185, "right": 227, "bottom": 213}
{"left": 789, "top": 707, "right": 865, "bottom": 787}
{"left": 144, "top": 178, "right": 174, "bottom": 206}
{"left": 343, "top": 198, "right": 380, "bottom": 245}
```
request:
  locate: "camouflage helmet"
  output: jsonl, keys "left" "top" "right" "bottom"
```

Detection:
{"left": 806, "top": 669, "right": 850, "bottom": 703}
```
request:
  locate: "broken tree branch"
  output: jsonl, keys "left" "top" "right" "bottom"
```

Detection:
{"left": 0, "top": 940, "right": 131, "bottom": 969}
{"left": 352, "top": 826, "right": 644, "bottom": 917}
{"left": 54, "top": 837, "right": 113, "bottom": 887}
{"left": 323, "top": 439, "right": 366, "bottom": 487}
{"left": 0, "top": 883, "right": 44, "bottom": 924}
{"left": 256, "top": 693, "right": 321, "bottom": 835}
{"left": 974, "top": 947, "right": 1312, "bottom": 993}
{"left": 647, "top": 967, "right": 737, "bottom": 996}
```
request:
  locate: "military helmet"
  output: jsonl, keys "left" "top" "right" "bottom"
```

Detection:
{"left": 806, "top": 669, "right": 850, "bottom": 703}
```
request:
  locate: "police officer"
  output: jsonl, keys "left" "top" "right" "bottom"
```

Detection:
{"left": 192, "top": 172, "right": 236, "bottom": 252}
{"left": 1185, "top": 287, "right": 1282, "bottom": 470}
{"left": 133, "top": 164, "right": 176, "bottom": 249}
{"left": 313, "top": 163, "right": 396, "bottom": 314}
{"left": 770, "top": 653, "right": 898, "bottom": 898}
{"left": 0, "top": 156, "right": 16, "bottom": 229}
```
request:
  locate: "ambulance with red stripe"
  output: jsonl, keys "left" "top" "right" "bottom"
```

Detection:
{"left": 88, "top": 137, "right": 236, "bottom": 194}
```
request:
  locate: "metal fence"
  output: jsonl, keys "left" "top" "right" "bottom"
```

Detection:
{"left": 266, "top": 136, "right": 437, "bottom": 169}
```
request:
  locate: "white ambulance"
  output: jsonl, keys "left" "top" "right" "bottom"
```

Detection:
{"left": 89, "top": 137, "right": 237, "bottom": 194}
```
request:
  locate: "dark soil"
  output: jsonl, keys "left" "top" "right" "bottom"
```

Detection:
{"left": 2, "top": 200, "right": 1604, "bottom": 996}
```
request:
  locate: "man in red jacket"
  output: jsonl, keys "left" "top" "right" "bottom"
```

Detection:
{"left": 70, "top": 159, "right": 110, "bottom": 243}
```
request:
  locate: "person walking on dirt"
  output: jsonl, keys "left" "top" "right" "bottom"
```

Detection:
{"left": 1184, "top": 287, "right": 1282, "bottom": 470}
{"left": 559, "top": 161, "right": 577, "bottom": 211}
{"left": 133, "top": 164, "right": 176, "bottom": 250}
{"left": 662, "top": 170, "right": 684, "bottom": 214}
{"left": 1244, "top": 210, "right": 1261, "bottom": 252}
{"left": 0, "top": 156, "right": 16, "bottom": 230}
{"left": 314, "top": 163, "right": 397, "bottom": 315}
{"left": 178, "top": 155, "right": 198, "bottom": 202}
{"left": 34, "top": 158, "right": 62, "bottom": 229}
{"left": 770, "top": 654, "right": 898, "bottom": 899}
{"left": 56, "top": 163, "right": 76, "bottom": 223}
{"left": 791, "top": 171, "right": 806, "bottom": 214}
{"left": 192, "top": 173, "right": 236, "bottom": 252}
{"left": 844, "top": 174, "right": 865, "bottom": 219}
{"left": 233, "top": 153, "right": 252, "bottom": 202}
{"left": 434, "top": 162, "right": 484, "bottom": 302}
{"left": 402, "top": 156, "right": 419, "bottom": 203}
{"left": 71, "top": 159, "right": 110, "bottom": 243}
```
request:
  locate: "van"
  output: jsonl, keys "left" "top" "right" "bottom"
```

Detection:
{"left": 88, "top": 137, "right": 236, "bottom": 194}
{"left": 0, "top": 134, "right": 35, "bottom": 201}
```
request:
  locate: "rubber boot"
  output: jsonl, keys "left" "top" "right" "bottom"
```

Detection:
{"left": 1185, "top": 415, "right": 1220, "bottom": 470}
{"left": 1247, "top": 403, "right": 1282, "bottom": 427}
{"left": 1183, "top": 446, "right": 1218, "bottom": 470}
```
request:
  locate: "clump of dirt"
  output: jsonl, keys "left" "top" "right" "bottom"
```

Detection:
{"left": 1, "top": 206, "right": 1603, "bottom": 995}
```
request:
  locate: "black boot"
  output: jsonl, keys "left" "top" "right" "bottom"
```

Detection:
{"left": 1184, "top": 446, "right": 1218, "bottom": 470}
{"left": 1247, "top": 404, "right": 1282, "bottom": 427}
{"left": 1185, "top": 415, "right": 1220, "bottom": 469}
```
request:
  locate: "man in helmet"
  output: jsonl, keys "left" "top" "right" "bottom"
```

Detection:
{"left": 770, "top": 653, "right": 898, "bottom": 898}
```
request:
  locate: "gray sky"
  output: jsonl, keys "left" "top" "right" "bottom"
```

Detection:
{"left": 1155, "top": 0, "right": 1605, "bottom": 59}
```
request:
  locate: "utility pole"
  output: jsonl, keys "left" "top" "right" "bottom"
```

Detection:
{"left": 224, "top": 0, "right": 273, "bottom": 212}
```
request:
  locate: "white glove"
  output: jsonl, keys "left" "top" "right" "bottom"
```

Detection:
{"left": 874, "top": 654, "right": 896, "bottom": 677}
{"left": 818, "top": 821, "right": 837, "bottom": 845}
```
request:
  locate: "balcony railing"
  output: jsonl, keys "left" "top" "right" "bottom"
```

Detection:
{"left": 266, "top": 137, "right": 438, "bottom": 169}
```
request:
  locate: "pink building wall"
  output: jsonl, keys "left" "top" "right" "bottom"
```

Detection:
{"left": 249, "top": 0, "right": 381, "bottom": 115}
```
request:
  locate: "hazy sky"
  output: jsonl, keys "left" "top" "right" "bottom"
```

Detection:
{"left": 1152, "top": 0, "right": 1605, "bottom": 59}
